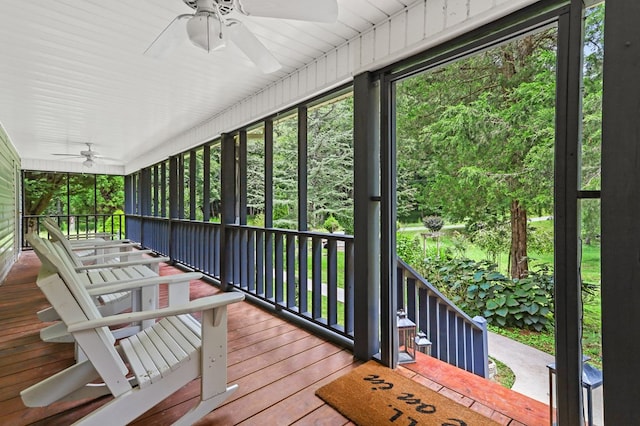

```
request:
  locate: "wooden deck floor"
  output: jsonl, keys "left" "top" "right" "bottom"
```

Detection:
{"left": 0, "top": 251, "right": 549, "bottom": 425}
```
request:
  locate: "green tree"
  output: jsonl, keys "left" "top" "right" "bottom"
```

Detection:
{"left": 23, "top": 171, "right": 67, "bottom": 215}
{"left": 307, "top": 94, "right": 354, "bottom": 232}
{"left": 397, "top": 29, "right": 557, "bottom": 278}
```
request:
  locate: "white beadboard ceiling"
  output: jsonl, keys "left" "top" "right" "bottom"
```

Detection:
{"left": 0, "top": 0, "right": 413, "bottom": 174}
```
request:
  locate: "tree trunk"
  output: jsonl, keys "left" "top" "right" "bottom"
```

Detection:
{"left": 510, "top": 199, "right": 529, "bottom": 278}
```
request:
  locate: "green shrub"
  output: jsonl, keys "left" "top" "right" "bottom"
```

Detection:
{"left": 396, "top": 233, "right": 422, "bottom": 267}
{"left": 422, "top": 215, "right": 444, "bottom": 232}
{"left": 421, "top": 257, "right": 554, "bottom": 331}
{"left": 324, "top": 215, "right": 341, "bottom": 233}
{"left": 102, "top": 210, "right": 126, "bottom": 237}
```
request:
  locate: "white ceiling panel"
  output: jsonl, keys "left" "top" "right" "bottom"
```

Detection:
{"left": 0, "top": 0, "right": 412, "bottom": 173}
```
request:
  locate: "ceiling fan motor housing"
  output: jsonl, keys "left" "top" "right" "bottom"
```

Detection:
{"left": 183, "top": 0, "right": 234, "bottom": 15}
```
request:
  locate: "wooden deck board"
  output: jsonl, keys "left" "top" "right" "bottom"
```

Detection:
{"left": 0, "top": 251, "right": 548, "bottom": 425}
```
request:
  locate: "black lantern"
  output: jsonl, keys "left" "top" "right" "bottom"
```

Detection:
{"left": 415, "top": 330, "right": 432, "bottom": 355}
{"left": 397, "top": 309, "right": 416, "bottom": 364}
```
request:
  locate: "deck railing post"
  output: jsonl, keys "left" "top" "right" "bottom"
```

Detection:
{"left": 472, "top": 316, "right": 489, "bottom": 378}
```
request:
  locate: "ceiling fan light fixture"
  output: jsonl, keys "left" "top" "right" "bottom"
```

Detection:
{"left": 83, "top": 158, "right": 94, "bottom": 168}
{"left": 187, "top": 14, "right": 225, "bottom": 52}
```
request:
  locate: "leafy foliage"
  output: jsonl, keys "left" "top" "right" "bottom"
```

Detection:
{"left": 396, "top": 30, "right": 558, "bottom": 277}
{"left": 323, "top": 215, "right": 340, "bottom": 233}
{"left": 24, "top": 172, "right": 124, "bottom": 217}
{"left": 420, "top": 257, "right": 554, "bottom": 331}
{"left": 396, "top": 232, "right": 423, "bottom": 268}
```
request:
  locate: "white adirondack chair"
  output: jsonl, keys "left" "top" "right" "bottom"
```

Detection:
{"left": 42, "top": 216, "right": 131, "bottom": 247}
{"left": 22, "top": 231, "right": 244, "bottom": 425}
{"left": 43, "top": 218, "right": 167, "bottom": 274}
{"left": 28, "top": 234, "right": 194, "bottom": 351}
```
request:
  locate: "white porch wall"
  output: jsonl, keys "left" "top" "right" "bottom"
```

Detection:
{"left": 0, "top": 123, "right": 21, "bottom": 282}
{"left": 125, "top": 0, "right": 538, "bottom": 174}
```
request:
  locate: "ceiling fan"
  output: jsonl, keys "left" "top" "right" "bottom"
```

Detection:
{"left": 53, "top": 143, "right": 109, "bottom": 168}
{"left": 144, "top": 0, "right": 339, "bottom": 73}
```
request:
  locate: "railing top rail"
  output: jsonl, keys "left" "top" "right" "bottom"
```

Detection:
{"left": 126, "top": 214, "right": 354, "bottom": 241}
{"left": 397, "top": 257, "right": 482, "bottom": 328}
{"left": 226, "top": 224, "right": 354, "bottom": 240}
{"left": 24, "top": 213, "right": 123, "bottom": 218}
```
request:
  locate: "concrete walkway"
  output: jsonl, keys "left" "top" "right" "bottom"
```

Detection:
{"left": 489, "top": 331, "right": 603, "bottom": 425}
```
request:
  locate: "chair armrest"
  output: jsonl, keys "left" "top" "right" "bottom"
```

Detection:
{"left": 78, "top": 250, "right": 153, "bottom": 262}
{"left": 69, "top": 241, "right": 136, "bottom": 250}
{"left": 85, "top": 272, "right": 203, "bottom": 296}
{"left": 67, "top": 292, "right": 245, "bottom": 332}
{"left": 74, "top": 257, "right": 170, "bottom": 271}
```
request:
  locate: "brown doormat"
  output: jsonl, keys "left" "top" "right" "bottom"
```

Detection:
{"left": 316, "top": 360, "right": 501, "bottom": 426}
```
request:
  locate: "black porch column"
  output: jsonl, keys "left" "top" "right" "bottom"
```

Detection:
{"left": 554, "top": 2, "right": 585, "bottom": 424}
{"left": 601, "top": 1, "right": 640, "bottom": 423}
{"left": 353, "top": 72, "right": 381, "bottom": 361}
{"left": 220, "top": 132, "right": 237, "bottom": 291}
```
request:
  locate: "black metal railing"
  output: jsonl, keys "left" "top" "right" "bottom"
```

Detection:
{"left": 22, "top": 214, "right": 126, "bottom": 248}
{"left": 128, "top": 215, "right": 354, "bottom": 340}
{"left": 397, "top": 258, "right": 489, "bottom": 377}
{"left": 127, "top": 214, "right": 488, "bottom": 377}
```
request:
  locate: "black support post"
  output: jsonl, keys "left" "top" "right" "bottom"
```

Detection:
{"left": 264, "top": 119, "right": 274, "bottom": 228}
{"left": 124, "top": 174, "right": 134, "bottom": 215}
{"left": 353, "top": 72, "right": 382, "bottom": 361}
{"left": 177, "top": 154, "right": 185, "bottom": 219}
{"left": 189, "top": 149, "right": 197, "bottom": 221}
{"left": 380, "top": 72, "right": 398, "bottom": 367}
{"left": 152, "top": 165, "right": 159, "bottom": 216}
{"left": 160, "top": 161, "right": 167, "bottom": 218}
{"left": 601, "top": 1, "right": 640, "bottom": 423}
{"left": 553, "top": 3, "right": 585, "bottom": 424}
{"left": 169, "top": 156, "right": 179, "bottom": 219}
{"left": 203, "top": 144, "right": 211, "bottom": 222}
{"left": 140, "top": 168, "right": 152, "bottom": 217}
{"left": 298, "top": 106, "right": 309, "bottom": 314}
{"left": 239, "top": 131, "right": 247, "bottom": 225}
{"left": 220, "top": 132, "right": 236, "bottom": 291}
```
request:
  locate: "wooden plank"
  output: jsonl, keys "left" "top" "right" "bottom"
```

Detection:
{"left": 293, "top": 404, "right": 352, "bottom": 426}
{"left": 241, "top": 362, "right": 362, "bottom": 425}
{"left": 1, "top": 251, "right": 533, "bottom": 425}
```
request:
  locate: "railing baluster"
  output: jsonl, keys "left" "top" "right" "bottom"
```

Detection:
{"left": 298, "top": 236, "right": 308, "bottom": 315}
{"left": 407, "top": 277, "right": 417, "bottom": 324}
{"left": 344, "top": 240, "right": 354, "bottom": 336}
{"left": 286, "top": 234, "right": 296, "bottom": 309}
{"left": 327, "top": 239, "right": 338, "bottom": 328}
{"left": 265, "top": 230, "right": 273, "bottom": 301}
{"left": 311, "top": 236, "right": 322, "bottom": 322}
{"left": 256, "top": 230, "right": 264, "bottom": 296}
{"left": 274, "top": 232, "right": 283, "bottom": 305}
{"left": 456, "top": 316, "right": 465, "bottom": 368}
{"left": 240, "top": 228, "right": 248, "bottom": 290}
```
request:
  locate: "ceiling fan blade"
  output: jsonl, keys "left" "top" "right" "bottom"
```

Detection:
{"left": 227, "top": 21, "right": 281, "bottom": 73}
{"left": 52, "top": 154, "right": 84, "bottom": 158}
{"left": 237, "top": 0, "right": 338, "bottom": 23}
{"left": 144, "top": 14, "right": 192, "bottom": 58}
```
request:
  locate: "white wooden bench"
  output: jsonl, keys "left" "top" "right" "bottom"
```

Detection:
{"left": 22, "top": 232, "right": 243, "bottom": 425}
